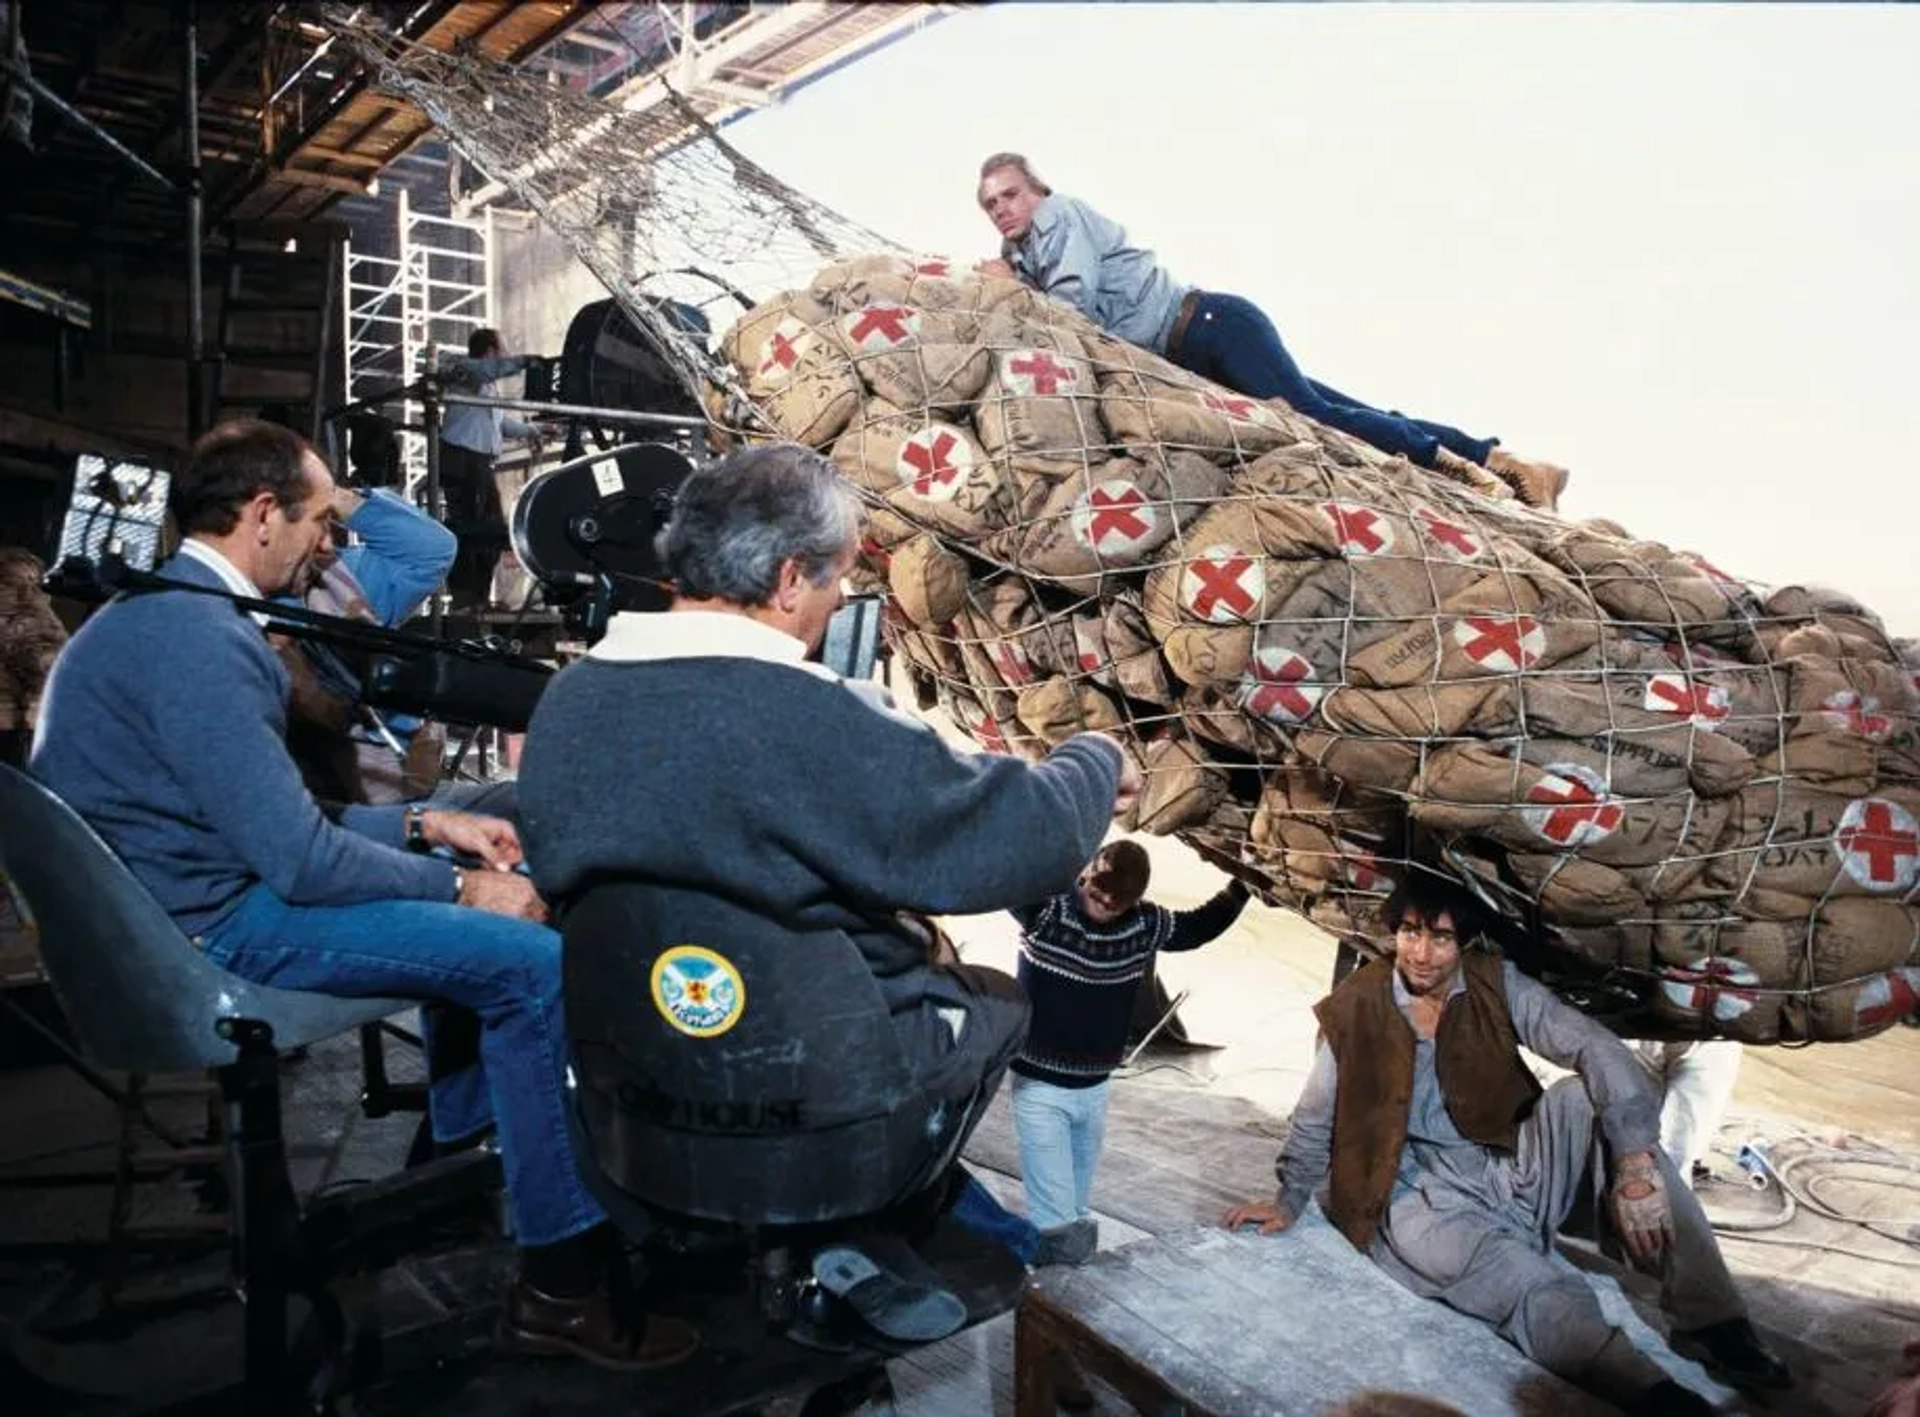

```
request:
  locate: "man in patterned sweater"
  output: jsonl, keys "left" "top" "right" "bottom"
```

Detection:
{"left": 1010, "top": 840, "right": 1249, "bottom": 1262}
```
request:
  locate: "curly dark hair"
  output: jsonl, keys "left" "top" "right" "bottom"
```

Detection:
{"left": 1381, "top": 874, "right": 1487, "bottom": 949}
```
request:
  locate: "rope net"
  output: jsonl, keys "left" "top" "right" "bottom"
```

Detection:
{"left": 341, "top": 24, "right": 1920, "bottom": 1044}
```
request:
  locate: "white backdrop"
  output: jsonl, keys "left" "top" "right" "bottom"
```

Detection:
{"left": 727, "top": 3, "right": 1920, "bottom": 634}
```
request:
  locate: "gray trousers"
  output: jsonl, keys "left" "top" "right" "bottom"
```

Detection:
{"left": 1371, "top": 1077, "right": 1746, "bottom": 1403}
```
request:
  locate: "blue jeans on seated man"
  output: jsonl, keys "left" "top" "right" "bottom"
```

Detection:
{"left": 201, "top": 884, "right": 607, "bottom": 1247}
{"left": 1171, "top": 291, "right": 1497, "bottom": 471}
{"left": 1011, "top": 1074, "right": 1111, "bottom": 1234}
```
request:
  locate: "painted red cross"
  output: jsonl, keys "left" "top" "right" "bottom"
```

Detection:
{"left": 897, "top": 429, "right": 965, "bottom": 497}
{"left": 1075, "top": 482, "right": 1154, "bottom": 552}
{"left": 1323, "top": 502, "right": 1390, "bottom": 556}
{"left": 1456, "top": 615, "right": 1544, "bottom": 671}
{"left": 1415, "top": 506, "right": 1481, "bottom": 559}
{"left": 846, "top": 305, "right": 917, "bottom": 346}
{"left": 1006, "top": 350, "right": 1076, "bottom": 395}
{"left": 1822, "top": 691, "right": 1892, "bottom": 740}
{"left": 964, "top": 704, "right": 1009, "bottom": 753}
{"left": 987, "top": 639, "right": 1032, "bottom": 686}
{"left": 1857, "top": 968, "right": 1920, "bottom": 1028}
{"left": 1835, "top": 798, "right": 1920, "bottom": 888}
{"left": 912, "top": 256, "right": 951, "bottom": 277}
{"left": 1645, "top": 673, "right": 1731, "bottom": 726}
{"left": 1661, "top": 956, "right": 1759, "bottom": 1021}
{"left": 1202, "top": 390, "right": 1261, "bottom": 421}
{"left": 1241, "top": 646, "right": 1320, "bottom": 723}
{"left": 756, "top": 322, "right": 810, "bottom": 378}
{"left": 1073, "top": 621, "right": 1103, "bottom": 674}
{"left": 1525, "top": 769, "right": 1624, "bottom": 845}
{"left": 1343, "top": 848, "right": 1388, "bottom": 891}
{"left": 1182, "top": 549, "right": 1262, "bottom": 622}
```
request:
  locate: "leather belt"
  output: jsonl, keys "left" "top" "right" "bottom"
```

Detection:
{"left": 1164, "top": 289, "right": 1204, "bottom": 361}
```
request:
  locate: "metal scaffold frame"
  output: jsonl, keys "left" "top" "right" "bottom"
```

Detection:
{"left": 342, "top": 190, "right": 494, "bottom": 495}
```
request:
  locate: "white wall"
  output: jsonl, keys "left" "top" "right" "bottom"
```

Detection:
{"left": 723, "top": 3, "right": 1920, "bottom": 634}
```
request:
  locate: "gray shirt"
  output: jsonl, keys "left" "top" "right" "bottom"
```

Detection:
{"left": 1276, "top": 961, "right": 1662, "bottom": 1225}
{"left": 438, "top": 353, "right": 536, "bottom": 457}
{"left": 1005, "top": 193, "right": 1190, "bottom": 353}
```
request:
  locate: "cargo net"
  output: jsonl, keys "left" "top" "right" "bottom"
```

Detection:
{"left": 719, "top": 256, "right": 1920, "bottom": 1045}
{"left": 334, "top": 23, "right": 1919, "bottom": 1043}
{"left": 332, "top": 16, "right": 903, "bottom": 400}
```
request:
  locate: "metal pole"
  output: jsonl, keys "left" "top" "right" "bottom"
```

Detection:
{"left": 424, "top": 369, "right": 445, "bottom": 635}
{"left": 0, "top": 54, "right": 176, "bottom": 192}
{"left": 439, "top": 391, "right": 708, "bottom": 432}
{"left": 182, "top": 0, "right": 205, "bottom": 439}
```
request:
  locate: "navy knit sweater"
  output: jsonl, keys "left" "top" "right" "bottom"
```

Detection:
{"left": 1011, "top": 880, "right": 1248, "bottom": 1088}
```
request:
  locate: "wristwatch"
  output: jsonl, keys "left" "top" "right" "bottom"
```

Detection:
{"left": 405, "top": 804, "right": 430, "bottom": 853}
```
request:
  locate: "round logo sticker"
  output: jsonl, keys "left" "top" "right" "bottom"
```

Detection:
{"left": 1658, "top": 955, "right": 1760, "bottom": 1022}
{"left": 1000, "top": 348, "right": 1080, "bottom": 397}
{"left": 841, "top": 304, "right": 921, "bottom": 351}
{"left": 1200, "top": 389, "right": 1281, "bottom": 428}
{"left": 1833, "top": 796, "right": 1920, "bottom": 892}
{"left": 894, "top": 425, "right": 973, "bottom": 502}
{"left": 1179, "top": 544, "right": 1265, "bottom": 624}
{"left": 1070, "top": 479, "right": 1159, "bottom": 557}
{"left": 1322, "top": 501, "right": 1395, "bottom": 558}
{"left": 651, "top": 945, "right": 747, "bottom": 1038}
{"left": 754, "top": 316, "right": 815, "bottom": 387}
{"left": 1522, "top": 762, "right": 1623, "bottom": 846}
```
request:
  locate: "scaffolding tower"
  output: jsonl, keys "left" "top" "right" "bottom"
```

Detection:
{"left": 342, "top": 190, "right": 494, "bottom": 495}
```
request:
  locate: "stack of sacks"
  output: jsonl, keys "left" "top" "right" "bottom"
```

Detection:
{"left": 0, "top": 549, "right": 67, "bottom": 746}
{"left": 716, "top": 254, "right": 1920, "bottom": 1044}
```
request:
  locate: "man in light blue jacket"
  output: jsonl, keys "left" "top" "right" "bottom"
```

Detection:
{"left": 974, "top": 152, "right": 1568, "bottom": 510}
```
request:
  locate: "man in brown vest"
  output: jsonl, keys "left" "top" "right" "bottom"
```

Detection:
{"left": 1224, "top": 876, "right": 1787, "bottom": 1416}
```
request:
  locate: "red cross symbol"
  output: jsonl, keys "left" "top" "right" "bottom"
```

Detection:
{"left": 845, "top": 304, "right": 918, "bottom": 348}
{"left": 912, "top": 256, "right": 952, "bottom": 277}
{"left": 963, "top": 703, "right": 1009, "bottom": 753}
{"left": 1201, "top": 389, "right": 1273, "bottom": 425}
{"left": 1323, "top": 502, "right": 1392, "bottom": 557}
{"left": 987, "top": 639, "right": 1032, "bottom": 686}
{"left": 895, "top": 428, "right": 968, "bottom": 500}
{"left": 1524, "top": 765, "right": 1623, "bottom": 845}
{"left": 1239, "top": 645, "right": 1321, "bottom": 723}
{"left": 1644, "top": 673, "right": 1731, "bottom": 728}
{"left": 1073, "top": 621, "right": 1104, "bottom": 675}
{"left": 1660, "top": 956, "right": 1760, "bottom": 1022}
{"left": 755, "top": 319, "right": 812, "bottom": 381}
{"left": 1415, "top": 506, "right": 1481, "bottom": 559}
{"left": 1857, "top": 968, "right": 1920, "bottom": 1028}
{"left": 1072, "top": 481, "right": 1156, "bottom": 553}
{"left": 1454, "top": 615, "right": 1545, "bottom": 672}
{"left": 1821, "top": 691, "right": 1892, "bottom": 741}
{"left": 1004, "top": 350, "right": 1077, "bottom": 396}
{"left": 858, "top": 535, "right": 893, "bottom": 570}
{"left": 1835, "top": 797, "right": 1920, "bottom": 890}
{"left": 1180, "top": 546, "right": 1264, "bottom": 623}
{"left": 1343, "top": 848, "right": 1388, "bottom": 891}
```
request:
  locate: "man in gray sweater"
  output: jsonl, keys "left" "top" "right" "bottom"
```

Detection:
{"left": 33, "top": 420, "right": 695, "bottom": 1372}
{"left": 520, "top": 442, "right": 1139, "bottom": 1219}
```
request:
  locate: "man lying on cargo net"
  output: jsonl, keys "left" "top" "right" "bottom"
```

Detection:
{"left": 1222, "top": 874, "right": 1789, "bottom": 1417}
{"left": 974, "top": 152, "right": 1568, "bottom": 511}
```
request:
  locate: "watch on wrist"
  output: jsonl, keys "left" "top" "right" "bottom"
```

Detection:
{"left": 405, "top": 804, "right": 429, "bottom": 852}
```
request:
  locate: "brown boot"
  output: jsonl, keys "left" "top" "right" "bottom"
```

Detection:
{"left": 1484, "top": 446, "right": 1569, "bottom": 512}
{"left": 498, "top": 1279, "right": 700, "bottom": 1371}
{"left": 1431, "top": 446, "right": 1516, "bottom": 501}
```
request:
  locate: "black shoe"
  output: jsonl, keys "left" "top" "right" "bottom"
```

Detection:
{"left": 1034, "top": 1218, "right": 1098, "bottom": 1268}
{"left": 1639, "top": 1377, "right": 1716, "bottom": 1416}
{"left": 1672, "top": 1316, "right": 1792, "bottom": 1392}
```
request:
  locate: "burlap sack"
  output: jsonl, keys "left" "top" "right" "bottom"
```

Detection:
{"left": 1129, "top": 735, "right": 1230, "bottom": 836}
{"left": 1550, "top": 923, "right": 1655, "bottom": 975}
{"left": 1015, "top": 676, "right": 1125, "bottom": 745}
{"left": 1795, "top": 964, "right": 1920, "bottom": 1041}
{"left": 1181, "top": 682, "right": 1281, "bottom": 756}
{"left": 1249, "top": 762, "right": 1401, "bottom": 839}
{"left": 1064, "top": 596, "right": 1174, "bottom": 706}
{"left": 1294, "top": 726, "right": 1425, "bottom": 794}
{"left": 1092, "top": 334, "right": 1299, "bottom": 462}
{"left": 983, "top": 451, "right": 1229, "bottom": 590}
{"left": 751, "top": 338, "right": 861, "bottom": 448}
{"left": 724, "top": 289, "right": 838, "bottom": 396}
{"left": 825, "top": 303, "right": 992, "bottom": 414}
{"left": 1507, "top": 852, "right": 1649, "bottom": 930}
{"left": 1764, "top": 584, "right": 1894, "bottom": 652}
{"left": 1539, "top": 529, "right": 1747, "bottom": 641}
{"left": 1649, "top": 947, "right": 1788, "bottom": 1043}
{"left": 887, "top": 533, "right": 971, "bottom": 628}
{"left": 942, "top": 687, "right": 1030, "bottom": 758}
{"left": 1412, "top": 742, "right": 1732, "bottom": 870}
{"left": 1321, "top": 680, "right": 1500, "bottom": 742}
{"left": 971, "top": 335, "right": 1108, "bottom": 476}
{"left": 1706, "top": 782, "right": 1920, "bottom": 903}
{"left": 1759, "top": 655, "right": 1920, "bottom": 791}
{"left": 830, "top": 401, "right": 1012, "bottom": 542}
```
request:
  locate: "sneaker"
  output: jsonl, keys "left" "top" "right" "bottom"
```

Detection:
{"left": 1033, "top": 1218, "right": 1098, "bottom": 1268}
{"left": 1671, "top": 1316, "right": 1792, "bottom": 1392}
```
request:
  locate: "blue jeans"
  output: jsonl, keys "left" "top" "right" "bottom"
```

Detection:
{"left": 1172, "top": 292, "right": 1497, "bottom": 470}
{"left": 201, "top": 884, "right": 606, "bottom": 1247}
{"left": 1011, "top": 1074, "right": 1110, "bottom": 1233}
{"left": 949, "top": 1169, "right": 1040, "bottom": 1265}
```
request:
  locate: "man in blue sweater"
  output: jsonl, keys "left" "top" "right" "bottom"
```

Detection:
{"left": 32, "top": 420, "right": 695, "bottom": 1372}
